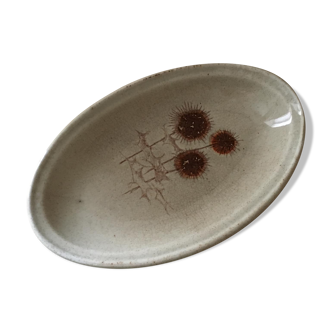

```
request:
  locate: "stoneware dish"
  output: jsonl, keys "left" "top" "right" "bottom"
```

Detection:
{"left": 30, "top": 64, "right": 305, "bottom": 268}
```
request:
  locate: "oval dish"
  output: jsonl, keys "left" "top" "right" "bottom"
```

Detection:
{"left": 30, "top": 64, "right": 305, "bottom": 268}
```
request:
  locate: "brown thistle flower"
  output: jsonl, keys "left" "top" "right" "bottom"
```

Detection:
{"left": 174, "top": 150, "right": 208, "bottom": 179}
{"left": 170, "top": 102, "right": 212, "bottom": 142}
{"left": 210, "top": 130, "right": 239, "bottom": 155}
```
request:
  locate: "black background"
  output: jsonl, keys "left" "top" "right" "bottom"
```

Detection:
{"left": 23, "top": 59, "right": 316, "bottom": 275}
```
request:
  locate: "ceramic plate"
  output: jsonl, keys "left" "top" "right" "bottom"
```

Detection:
{"left": 30, "top": 64, "right": 305, "bottom": 268}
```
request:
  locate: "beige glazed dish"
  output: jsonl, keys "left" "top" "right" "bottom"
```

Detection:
{"left": 30, "top": 64, "right": 305, "bottom": 268}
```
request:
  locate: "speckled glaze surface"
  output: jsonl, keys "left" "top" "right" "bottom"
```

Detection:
{"left": 30, "top": 64, "right": 305, "bottom": 268}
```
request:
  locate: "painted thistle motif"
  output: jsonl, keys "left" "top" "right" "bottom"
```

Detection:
{"left": 120, "top": 103, "right": 240, "bottom": 212}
